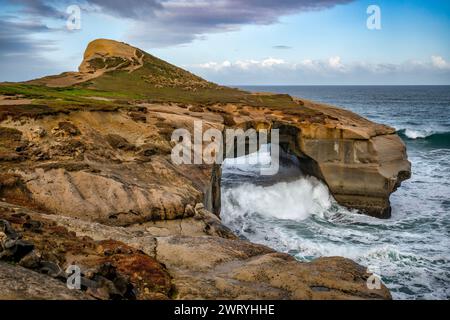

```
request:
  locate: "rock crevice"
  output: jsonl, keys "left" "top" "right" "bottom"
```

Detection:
{"left": 210, "top": 114, "right": 410, "bottom": 218}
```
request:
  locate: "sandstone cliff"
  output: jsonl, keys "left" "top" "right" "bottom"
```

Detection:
{"left": 0, "top": 39, "right": 409, "bottom": 300}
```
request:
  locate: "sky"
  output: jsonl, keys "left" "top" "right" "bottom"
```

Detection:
{"left": 0, "top": 0, "right": 449, "bottom": 85}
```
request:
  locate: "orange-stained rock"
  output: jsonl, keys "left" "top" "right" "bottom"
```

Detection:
{"left": 0, "top": 39, "right": 411, "bottom": 300}
{"left": 0, "top": 203, "right": 172, "bottom": 300}
{"left": 1, "top": 39, "right": 411, "bottom": 219}
{"left": 0, "top": 201, "right": 391, "bottom": 300}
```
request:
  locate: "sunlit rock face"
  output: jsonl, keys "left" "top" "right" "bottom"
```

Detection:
{"left": 0, "top": 39, "right": 411, "bottom": 300}
{"left": 79, "top": 39, "right": 144, "bottom": 74}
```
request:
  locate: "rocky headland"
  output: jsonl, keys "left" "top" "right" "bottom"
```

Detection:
{"left": 0, "top": 39, "right": 410, "bottom": 300}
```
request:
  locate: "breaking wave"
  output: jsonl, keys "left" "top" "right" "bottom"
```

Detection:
{"left": 397, "top": 129, "right": 450, "bottom": 148}
{"left": 221, "top": 144, "right": 450, "bottom": 300}
{"left": 222, "top": 176, "right": 333, "bottom": 222}
{"left": 227, "top": 85, "right": 450, "bottom": 300}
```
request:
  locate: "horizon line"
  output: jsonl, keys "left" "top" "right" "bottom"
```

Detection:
{"left": 230, "top": 84, "right": 450, "bottom": 87}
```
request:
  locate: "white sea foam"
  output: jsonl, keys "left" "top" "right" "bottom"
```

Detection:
{"left": 223, "top": 85, "right": 450, "bottom": 300}
{"left": 398, "top": 127, "right": 449, "bottom": 140}
{"left": 221, "top": 145, "right": 450, "bottom": 300}
{"left": 404, "top": 129, "right": 433, "bottom": 139}
{"left": 222, "top": 176, "right": 332, "bottom": 221}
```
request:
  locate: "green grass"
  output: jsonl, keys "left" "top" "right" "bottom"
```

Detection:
{"left": 81, "top": 71, "right": 299, "bottom": 108}
{"left": 76, "top": 53, "right": 301, "bottom": 108}
{"left": 0, "top": 83, "right": 135, "bottom": 100}
{"left": 0, "top": 83, "right": 130, "bottom": 121}
{"left": 0, "top": 49, "right": 306, "bottom": 121}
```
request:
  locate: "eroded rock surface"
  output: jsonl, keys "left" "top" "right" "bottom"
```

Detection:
{"left": 0, "top": 203, "right": 172, "bottom": 300}
{"left": 0, "top": 201, "right": 391, "bottom": 300}
{"left": 0, "top": 39, "right": 408, "bottom": 300}
{"left": 2, "top": 39, "right": 410, "bottom": 218}
{"left": 0, "top": 262, "right": 92, "bottom": 300}
{"left": 0, "top": 101, "right": 409, "bottom": 221}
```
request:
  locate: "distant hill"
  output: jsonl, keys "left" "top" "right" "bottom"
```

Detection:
{"left": 1, "top": 39, "right": 295, "bottom": 108}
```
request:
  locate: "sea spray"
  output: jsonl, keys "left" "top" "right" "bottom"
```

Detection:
{"left": 222, "top": 131, "right": 450, "bottom": 299}
{"left": 397, "top": 129, "right": 450, "bottom": 148}
{"left": 224, "top": 85, "right": 450, "bottom": 299}
{"left": 222, "top": 177, "right": 332, "bottom": 222}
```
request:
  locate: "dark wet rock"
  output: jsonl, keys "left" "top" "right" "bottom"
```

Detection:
{"left": 22, "top": 220, "right": 43, "bottom": 232}
{"left": 0, "top": 219, "right": 34, "bottom": 262}
{"left": 18, "top": 250, "right": 41, "bottom": 269}
{"left": 0, "top": 205, "right": 172, "bottom": 300}
{"left": 0, "top": 219, "right": 20, "bottom": 239}
{"left": 39, "top": 260, "right": 64, "bottom": 278}
{"left": 0, "top": 239, "right": 34, "bottom": 261}
{"left": 85, "top": 262, "right": 135, "bottom": 300}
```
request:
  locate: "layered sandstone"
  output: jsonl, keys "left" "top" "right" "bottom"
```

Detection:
{"left": 0, "top": 39, "right": 411, "bottom": 300}
{"left": 0, "top": 201, "right": 391, "bottom": 300}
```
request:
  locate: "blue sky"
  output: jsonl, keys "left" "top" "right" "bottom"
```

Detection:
{"left": 1, "top": 0, "right": 449, "bottom": 84}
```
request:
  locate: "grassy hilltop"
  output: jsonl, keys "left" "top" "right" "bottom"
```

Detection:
{"left": 0, "top": 39, "right": 299, "bottom": 120}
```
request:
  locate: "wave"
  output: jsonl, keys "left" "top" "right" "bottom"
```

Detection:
{"left": 397, "top": 129, "right": 450, "bottom": 148}
{"left": 222, "top": 176, "right": 333, "bottom": 221}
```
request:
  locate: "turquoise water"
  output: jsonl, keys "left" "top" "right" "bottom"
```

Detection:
{"left": 221, "top": 86, "right": 450, "bottom": 300}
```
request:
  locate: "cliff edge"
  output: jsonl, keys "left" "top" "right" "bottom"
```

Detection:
{"left": 0, "top": 39, "right": 409, "bottom": 300}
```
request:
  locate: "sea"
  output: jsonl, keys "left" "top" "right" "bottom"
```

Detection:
{"left": 221, "top": 85, "right": 450, "bottom": 300}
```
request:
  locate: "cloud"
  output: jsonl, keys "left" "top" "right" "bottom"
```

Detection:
{"left": 273, "top": 45, "right": 293, "bottom": 50}
{"left": 195, "top": 56, "right": 350, "bottom": 73}
{"left": 194, "top": 56, "right": 450, "bottom": 73}
{"left": 0, "top": 1, "right": 69, "bottom": 81}
{"left": 0, "top": 0, "right": 69, "bottom": 57}
{"left": 87, "top": 0, "right": 163, "bottom": 18}
{"left": 328, "top": 56, "right": 344, "bottom": 70}
{"left": 196, "top": 58, "right": 287, "bottom": 71}
{"left": 11, "top": 0, "right": 66, "bottom": 18}
{"left": 5, "top": 0, "right": 354, "bottom": 47}
{"left": 190, "top": 56, "right": 450, "bottom": 84}
{"left": 0, "top": 18, "right": 63, "bottom": 81}
{"left": 116, "top": 0, "right": 355, "bottom": 46}
{"left": 431, "top": 55, "right": 450, "bottom": 70}
{"left": 0, "top": 19, "right": 55, "bottom": 55}
{"left": 91, "top": 0, "right": 354, "bottom": 23}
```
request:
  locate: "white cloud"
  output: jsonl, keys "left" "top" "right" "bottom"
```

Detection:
{"left": 195, "top": 58, "right": 287, "bottom": 71}
{"left": 431, "top": 55, "right": 450, "bottom": 70}
{"left": 194, "top": 55, "right": 450, "bottom": 74}
{"left": 190, "top": 55, "right": 450, "bottom": 85}
{"left": 328, "top": 56, "right": 344, "bottom": 70}
{"left": 261, "top": 58, "right": 285, "bottom": 67}
{"left": 197, "top": 60, "right": 232, "bottom": 71}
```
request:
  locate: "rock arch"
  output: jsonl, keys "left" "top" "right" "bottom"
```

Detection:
{"left": 206, "top": 116, "right": 411, "bottom": 219}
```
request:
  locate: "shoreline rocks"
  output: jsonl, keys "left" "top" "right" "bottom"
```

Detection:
{"left": 0, "top": 201, "right": 391, "bottom": 300}
{"left": 0, "top": 39, "right": 410, "bottom": 300}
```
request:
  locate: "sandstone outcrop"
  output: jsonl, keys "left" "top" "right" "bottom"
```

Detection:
{"left": 0, "top": 201, "right": 391, "bottom": 300}
{"left": 0, "top": 39, "right": 410, "bottom": 300}
{"left": 0, "top": 202, "right": 172, "bottom": 300}
{"left": 0, "top": 101, "right": 409, "bottom": 220}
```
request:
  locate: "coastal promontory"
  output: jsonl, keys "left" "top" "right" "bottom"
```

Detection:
{"left": 0, "top": 39, "right": 410, "bottom": 300}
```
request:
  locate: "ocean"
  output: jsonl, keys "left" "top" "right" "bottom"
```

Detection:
{"left": 221, "top": 85, "right": 450, "bottom": 300}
